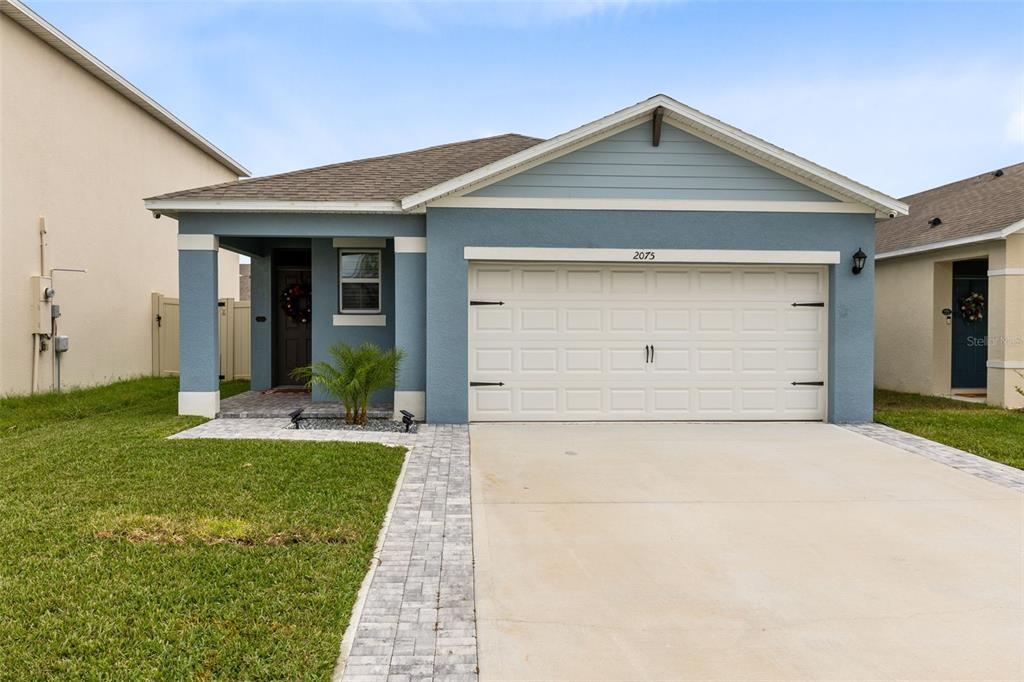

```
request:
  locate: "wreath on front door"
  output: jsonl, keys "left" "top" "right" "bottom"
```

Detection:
{"left": 280, "top": 282, "right": 312, "bottom": 324}
{"left": 959, "top": 291, "right": 985, "bottom": 324}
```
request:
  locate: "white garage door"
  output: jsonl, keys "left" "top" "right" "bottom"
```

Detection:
{"left": 468, "top": 262, "right": 827, "bottom": 421}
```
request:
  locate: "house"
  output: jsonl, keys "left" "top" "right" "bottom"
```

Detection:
{"left": 875, "top": 164, "right": 1024, "bottom": 409}
{"left": 0, "top": 0, "right": 246, "bottom": 395}
{"left": 146, "top": 94, "right": 907, "bottom": 422}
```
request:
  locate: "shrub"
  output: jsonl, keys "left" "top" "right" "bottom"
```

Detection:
{"left": 291, "top": 343, "right": 404, "bottom": 424}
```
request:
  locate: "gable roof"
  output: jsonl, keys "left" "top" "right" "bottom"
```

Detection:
{"left": 147, "top": 134, "right": 542, "bottom": 211}
{"left": 876, "top": 162, "right": 1024, "bottom": 258}
{"left": 145, "top": 94, "right": 906, "bottom": 218}
{"left": 1, "top": 0, "right": 248, "bottom": 177}
{"left": 402, "top": 95, "right": 907, "bottom": 218}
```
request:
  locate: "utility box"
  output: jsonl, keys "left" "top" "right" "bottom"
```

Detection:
{"left": 54, "top": 336, "right": 70, "bottom": 353}
{"left": 29, "top": 276, "right": 52, "bottom": 334}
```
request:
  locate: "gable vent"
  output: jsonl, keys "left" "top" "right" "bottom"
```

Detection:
{"left": 928, "top": 217, "right": 943, "bottom": 227}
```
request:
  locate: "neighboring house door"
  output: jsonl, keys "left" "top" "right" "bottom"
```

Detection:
{"left": 275, "top": 254, "right": 312, "bottom": 386}
{"left": 951, "top": 259, "right": 988, "bottom": 390}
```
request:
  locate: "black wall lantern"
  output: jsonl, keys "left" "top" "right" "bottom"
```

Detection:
{"left": 851, "top": 248, "right": 867, "bottom": 275}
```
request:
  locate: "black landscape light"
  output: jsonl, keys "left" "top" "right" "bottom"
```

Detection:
{"left": 400, "top": 410, "right": 415, "bottom": 432}
{"left": 851, "top": 248, "right": 867, "bottom": 275}
{"left": 289, "top": 408, "right": 304, "bottom": 429}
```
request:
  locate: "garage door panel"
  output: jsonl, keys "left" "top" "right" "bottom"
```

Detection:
{"left": 469, "top": 262, "right": 826, "bottom": 421}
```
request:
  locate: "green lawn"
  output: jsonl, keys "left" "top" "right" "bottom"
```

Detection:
{"left": 875, "top": 389, "right": 1024, "bottom": 470}
{"left": 0, "top": 377, "right": 405, "bottom": 679}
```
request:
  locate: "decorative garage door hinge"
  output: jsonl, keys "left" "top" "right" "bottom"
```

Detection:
{"left": 470, "top": 381, "right": 505, "bottom": 387}
{"left": 470, "top": 300, "right": 504, "bottom": 306}
{"left": 791, "top": 302, "right": 825, "bottom": 307}
{"left": 790, "top": 381, "right": 824, "bottom": 386}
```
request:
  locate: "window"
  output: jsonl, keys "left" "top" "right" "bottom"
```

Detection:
{"left": 338, "top": 249, "right": 381, "bottom": 313}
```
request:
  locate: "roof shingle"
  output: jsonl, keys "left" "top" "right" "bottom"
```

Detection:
{"left": 876, "top": 162, "right": 1024, "bottom": 254}
{"left": 148, "top": 133, "right": 543, "bottom": 203}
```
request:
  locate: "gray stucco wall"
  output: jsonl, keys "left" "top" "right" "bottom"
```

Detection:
{"left": 425, "top": 208, "right": 875, "bottom": 424}
{"left": 470, "top": 123, "right": 836, "bottom": 202}
{"left": 178, "top": 249, "right": 220, "bottom": 393}
{"left": 311, "top": 238, "right": 396, "bottom": 403}
{"left": 249, "top": 254, "right": 273, "bottom": 391}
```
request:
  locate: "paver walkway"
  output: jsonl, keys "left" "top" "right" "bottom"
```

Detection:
{"left": 843, "top": 422, "right": 1024, "bottom": 491}
{"left": 173, "top": 419, "right": 476, "bottom": 682}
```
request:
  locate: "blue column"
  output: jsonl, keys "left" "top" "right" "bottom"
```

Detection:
{"left": 393, "top": 239, "right": 427, "bottom": 419}
{"left": 249, "top": 254, "right": 273, "bottom": 391}
{"left": 177, "top": 235, "right": 220, "bottom": 417}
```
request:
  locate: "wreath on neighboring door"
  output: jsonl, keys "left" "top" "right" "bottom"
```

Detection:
{"left": 959, "top": 291, "right": 985, "bottom": 324}
{"left": 280, "top": 282, "right": 312, "bottom": 324}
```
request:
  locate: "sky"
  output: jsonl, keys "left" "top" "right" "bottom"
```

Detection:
{"left": 32, "top": 0, "right": 1024, "bottom": 199}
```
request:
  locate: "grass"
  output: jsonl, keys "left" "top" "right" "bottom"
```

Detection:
{"left": 875, "top": 388, "right": 1024, "bottom": 470}
{"left": 0, "top": 377, "right": 406, "bottom": 679}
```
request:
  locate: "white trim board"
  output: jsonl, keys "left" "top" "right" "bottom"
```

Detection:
{"left": 394, "top": 237, "right": 427, "bottom": 253}
{"left": 1, "top": 1, "right": 248, "bottom": 177}
{"left": 177, "top": 234, "right": 219, "bottom": 251}
{"left": 433, "top": 197, "right": 872, "bottom": 214}
{"left": 178, "top": 391, "right": 220, "bottom": 418}
{"left": 987, "top": 360, "right": 1024, "bottom": 369}
{"left": 464, "top": 247, "right": 841, "bottom": 265}
{"left": 333, "top": 314, "right": 387, "bottom": 327}
{"left": 988, "top": 268, "right": 1024, "bottom": 277}
{"left": 402, "top": 94, "right": 907, "bottom": 217}
{"left": 147, "top": 199, "right": 408, "bottom": 216}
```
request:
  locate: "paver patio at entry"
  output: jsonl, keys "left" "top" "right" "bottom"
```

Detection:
{"left": 470, "top": 422, "right": 1023, "bottom": 681}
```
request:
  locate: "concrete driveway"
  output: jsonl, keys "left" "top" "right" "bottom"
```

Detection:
{"left": 470, "top": 423, "right": 1023, "bottom": 681}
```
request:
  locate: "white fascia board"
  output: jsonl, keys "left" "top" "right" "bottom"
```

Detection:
{"left": 145, "top": 199, "right": 408, "bottom": 215}
{"left": 1, "top": 0, "right": 248, "bottom": 177}
{"left": 464, "top": 246, "right": 841, "bottom": 265}
{"left": 432, "top": 197, "right": 873, "bottom": 214}
{"left": 999, "top": 218, "right": 1024, "bottom": 237}
{"left": 403, "top": 94, "right": 907, "bottom": 217}
{"left": 875, "top": 231, "right": 1005, "bottom": 260}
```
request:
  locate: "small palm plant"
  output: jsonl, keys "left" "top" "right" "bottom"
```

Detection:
{"left": 291, "top": 342, "right": 405, "bottom": 425}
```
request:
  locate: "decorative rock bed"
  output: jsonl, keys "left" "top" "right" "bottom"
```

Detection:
{"left": 293, "top": 417, "right": 418, "bottom": 433}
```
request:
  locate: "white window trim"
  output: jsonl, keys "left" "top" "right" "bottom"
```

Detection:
{"left": 338, "top": 248, "right": 383, "bottom": 314}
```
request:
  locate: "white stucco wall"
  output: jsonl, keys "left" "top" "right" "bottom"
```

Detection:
{"left": 875, "top": 238, "right": 1023, "bottom": 409}
{"left": 1, "top": 14, "right": 240, "bottom": 395}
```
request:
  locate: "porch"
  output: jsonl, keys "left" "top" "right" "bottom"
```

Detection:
{"left": 174, "top": 213, "right": 427, "bottom": 419}
{"left": 217, "top": 388, "right": 393, "bottom": 420}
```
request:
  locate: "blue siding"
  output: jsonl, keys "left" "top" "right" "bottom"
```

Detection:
{"left": 425, "top": 208, "right": 875, "bottom": 424}
{"left": 469, "top": 123, "right": 836, "bottom": 202}
{"left": 178, "top": 249, "right": 220, "bottom": 393}
{"left": 310, "top": 238, "right": 396, "bottom": 403}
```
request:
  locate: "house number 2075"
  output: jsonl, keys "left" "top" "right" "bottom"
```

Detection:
{"left": 632, "top": 250, "right": 656, "bottom": 260}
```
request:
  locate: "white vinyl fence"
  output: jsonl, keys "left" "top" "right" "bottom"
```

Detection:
{"left": 151, "top": 293, "right": 251, "bottom": 381}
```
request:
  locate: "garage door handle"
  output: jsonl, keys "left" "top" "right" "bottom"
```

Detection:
{"left": 470, "top": 300, "right": 504, "bottom": 306}
{"left": 791, "top": 381, "right": 824, "bottom": 386}
{"left": 791, "top": 302, "right": 825, "bottom": 307}
{"left": 650, "top": 344, "right": 655, "bottom": 363}
{"left": 470, "top": 381, "right": 505, "bottom": 387}
{"left": 644, "top": 345, "right": 650, "bottom": 363}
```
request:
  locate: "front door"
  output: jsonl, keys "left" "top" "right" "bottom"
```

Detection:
{"left": 951, "top": 259, "right": 988, "bottom": 390}
{"left": 275, "top": 257, "right": 312, "bottom": 386}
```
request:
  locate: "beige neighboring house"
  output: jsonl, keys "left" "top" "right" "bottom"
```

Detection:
{"left": 1, "top": 0, "right": 248, "bottom": 395}
{"left": 875, "top": 163, "right": 1024, "bottom": 408}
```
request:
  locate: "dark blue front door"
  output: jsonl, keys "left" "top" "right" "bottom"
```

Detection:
{"left": 951, "top": 259, "right": 988, "bottom": 389}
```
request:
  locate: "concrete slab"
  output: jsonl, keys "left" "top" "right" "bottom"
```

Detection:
{"left": 471, "top": 422, "right": 1024, "bottom": 681}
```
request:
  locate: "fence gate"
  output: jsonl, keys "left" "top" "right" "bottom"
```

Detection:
{"left": 151, "top": 293, "right": 251, "bottom": 381}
